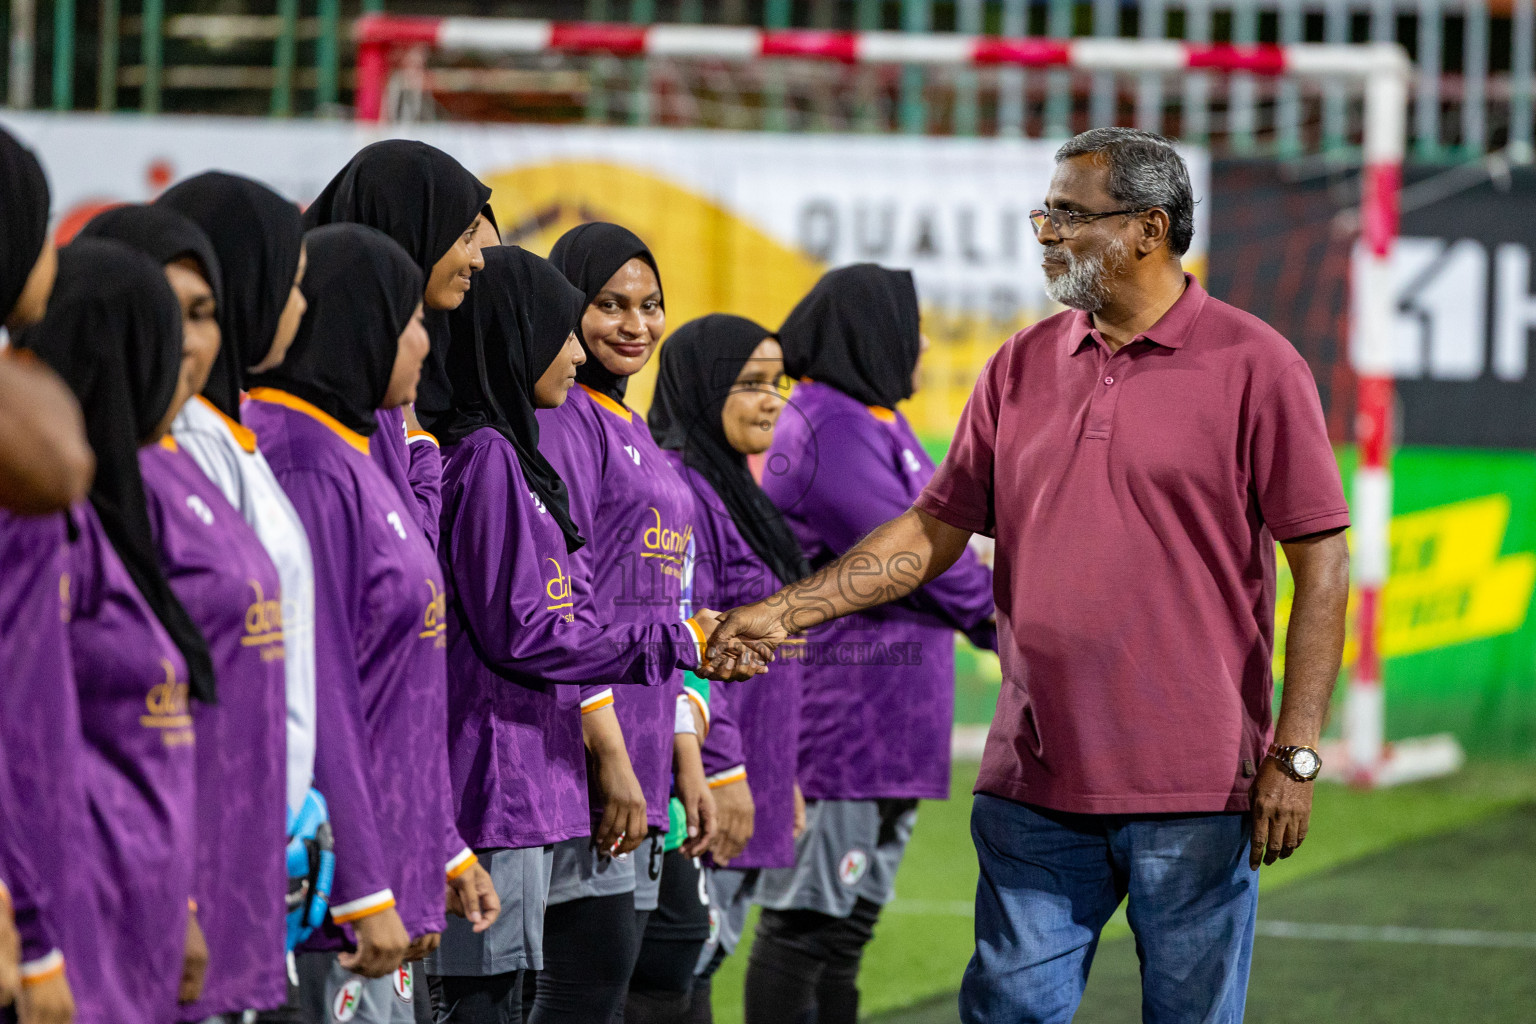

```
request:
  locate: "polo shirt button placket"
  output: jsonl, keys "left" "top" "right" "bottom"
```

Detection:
{"left": 1085, "top": 360, "right": 1124, "bottom": 441}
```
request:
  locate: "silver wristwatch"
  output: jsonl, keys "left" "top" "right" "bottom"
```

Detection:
{"left": 1266, "top": 743, "right": 1322, "bottom": 782}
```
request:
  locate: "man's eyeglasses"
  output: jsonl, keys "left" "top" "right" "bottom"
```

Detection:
{"left": 1029, "top": 207, "right": 1150, "bottom": 239}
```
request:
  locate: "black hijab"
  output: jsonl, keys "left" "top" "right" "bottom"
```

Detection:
{"left": 423, "top": 246, "right": 587, "bottom": 552}
{"left": 649, "top": 315, "right": 809, "bottom": 588}
{"left": 778, "top": 263, "right": 921, "bottom": 410}
{"left": 303, "top": 139, "right": 490, "bottom": 277}
{"left": 304, "top": 140, "right": 490, "bottom": 424}
{"left": 14, "top": 238, "right": 217, "bottom": 703}
{"left": 247, "top": 224, "right": 423, "bottom": 438}
{"left": 547, "top": 222, "right": 664, "bottom": 402}
{"left": 157, "top": 172, "right": 305, "bottom": 419}
{"left": 1, "top": 127, "right": 50, "bottom": 324}
{"left": 77, "top": 203, "right": 224, "bottom": 314}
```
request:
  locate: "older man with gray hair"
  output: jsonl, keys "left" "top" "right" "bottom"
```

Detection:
{"left": 710, "top": 127, "right": 1351, "bottom": 1022}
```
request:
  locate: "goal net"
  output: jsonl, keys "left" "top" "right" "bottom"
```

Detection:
{"left": 354, "top": 16, "right": 1449, "bottom": 786}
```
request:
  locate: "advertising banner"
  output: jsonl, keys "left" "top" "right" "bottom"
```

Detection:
{"left": 0, "top": 111, "right": 1209, "bottom": 451}
{"left": 1364, "top": 168, "right": 1536, "bottom": 450}
{"left": 1208, "top": 159, "right": 1536, "bottom": 451}
{"left": 1275, "top": 447, "right": 1536, "bottom": 755}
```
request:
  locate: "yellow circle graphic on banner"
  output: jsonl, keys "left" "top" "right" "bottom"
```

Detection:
{"left": 480, "top": 160, "right": 825, "bottom": 414}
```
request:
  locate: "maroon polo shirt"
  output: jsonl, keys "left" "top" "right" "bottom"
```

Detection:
{"left": 915, "top": 275, "right": 1349, "bottom": 815}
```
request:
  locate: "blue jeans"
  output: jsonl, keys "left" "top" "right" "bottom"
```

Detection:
{"left": 960, "top": 794, "right": 1258, "bottom": 1024}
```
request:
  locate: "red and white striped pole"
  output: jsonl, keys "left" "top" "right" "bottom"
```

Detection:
{"left": 1344, "top": 70, "right": 1408, "bottom": 784}
{"left": 350, "top": 17, "right": 1413, "bottom": 780}
{"left": 352, "top": 17, "right": 1408, "bottom": 123}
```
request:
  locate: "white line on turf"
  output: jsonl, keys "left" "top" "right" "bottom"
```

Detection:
{"left": 1253, "top": 921, "right": 1536, "bottom": 949}
{"left": 885, "top": 899, "right": 974, "bottom": 916}
{"left": 885, "top": 903, "right": 1536, "bottom": 949}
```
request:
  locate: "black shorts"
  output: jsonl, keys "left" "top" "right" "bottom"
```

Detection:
{"left": 641, "top": 848, "right": 710, "bottom": 943}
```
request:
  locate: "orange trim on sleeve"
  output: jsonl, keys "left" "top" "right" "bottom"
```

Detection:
{"left": 196, "top": 395, "right": 259, "bottom": 453}
{"left": 684, "top": 688, "right": 710, "bottom": 729}
{"left": 20, "top": 950, "right": 65, "bottom": 984}
{"left": 580, "top": 692, "right": 615, "bottom": 715}
{"left": 865, "top": 405, "right": 897, "bottom": 423}
{"left": 329, "top": 892, "right": 397, "bottom": 924}
{"left": 159, "top": 435, "right": 179, "bottom": 452}
{"left": 683, "top": 617, "right": 709, "bottom": 664}
{"left": 407, "top": 429, "right": 440, "bottom": 448}
{"left": 446, "top": 849, "right": 478, "bottom": 880}
{"left": 707, "top": 766, "right": 748, "bottom": 789}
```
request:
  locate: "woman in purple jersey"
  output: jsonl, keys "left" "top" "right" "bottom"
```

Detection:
{"left": 302, "top": 139, "right": 492, "bottom": 547}
{"left": 419, "top": 245, "right": 721, "bottom": 1024}
{"left": 245, "top": 224, "right": 499, "bottom": 1024}
{"left": 533, "top": 224, "right": 719, "bottom": 1024}
{"left": 0, "top": 125, "right": 84, "bottom": 1024}
{"left": 79, "top": 204, "right": 293, "bottom": 1024}
{"left": 301, "top": 143, "right": 499, "bottom": 1023}
{"left": 645, "top": 314, "right": 811, "bottom": 1023}
{"left": 13, "top": 237, "right": 221, "bottom": 1024}
{"left": 156, "top": 176, "right": 327, "bottom": 957}
{"left": 737, "top": 265, "right": 995, "bottom": 1024}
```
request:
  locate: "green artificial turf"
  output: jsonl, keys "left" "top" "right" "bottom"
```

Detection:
{"left": 710, "top": 761, "right": 1536, "bottom": 1023}
{"left": 1073, "top": 803, "right": 1536, "bottom": 1023}
{"left": 710, "top": 762, "right": 983, "bottom": 1024}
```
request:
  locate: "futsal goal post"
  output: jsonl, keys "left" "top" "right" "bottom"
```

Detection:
{"left": 352, "top": 16, "right": 1461, "bottom": 788}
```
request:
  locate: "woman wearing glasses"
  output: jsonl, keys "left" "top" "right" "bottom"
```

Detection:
{"left": 642, "top": 315, "right": 809, "bottom": 1022}
{"left": 743, "top": 265, "right": 997, "bottom": 1024}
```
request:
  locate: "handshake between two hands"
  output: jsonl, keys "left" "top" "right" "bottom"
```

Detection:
{"left": 690, "top": 603, "right": 797, "bottom": 682}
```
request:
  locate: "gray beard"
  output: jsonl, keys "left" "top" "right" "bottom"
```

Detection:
{"left": 1043, "top": 239, "right": 1128, "bottom": 312}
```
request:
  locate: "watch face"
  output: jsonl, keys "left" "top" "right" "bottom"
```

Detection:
{"left": 1291, "top": 748, "right": 1320, "bottom": 778}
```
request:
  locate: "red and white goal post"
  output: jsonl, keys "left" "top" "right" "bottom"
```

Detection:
{"left": 354, "top": 16, "right": 1465, "bottom": 787}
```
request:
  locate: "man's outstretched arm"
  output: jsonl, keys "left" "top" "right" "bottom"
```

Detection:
{"left": 708, "top": 507, "right": 973, "bottom": 671}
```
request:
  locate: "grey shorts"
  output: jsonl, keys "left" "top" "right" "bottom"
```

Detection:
{"left": 753, "top": 798, "right": 919, "bottom": 918}
{"left": 546, "top": 834, "right": 636, "bottom": 906}
{"left": 426, "top": 846, "right": 554, "bottom": 976}
{"left": 295, "top": 950, "right": 416, "bottom": 1024}
{"left": 695, "top": 867, "right": 756, "bottom": 974}
{"left": 632, "top": 831, "right": 666, "bottom": 913}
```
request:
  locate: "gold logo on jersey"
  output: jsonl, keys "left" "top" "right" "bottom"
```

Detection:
{"left": 141, "top": 659, "right": 194, "bottom": 746}
{"left": 419, "top": 579, "right": 448, "bottom": 647}
{"left": 642, "top": 507, "right": 693, "bottom": 580}
{"left": 545, "top": 558, "right": 574, "bottom": 622}
{"left": 241, "top": 579, "right": 287, "bottom": 662}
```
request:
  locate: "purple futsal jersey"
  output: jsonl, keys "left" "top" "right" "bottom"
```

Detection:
{"left": 64, "top": 502, "right": 195, "bottom": 1024}
{"left": 763, "top": 381, "right": 996, "bottom": 801}
{"left": 373, "top": 405, "right": 444, "bottom": 549}
{"left": 539, "top": 385, "right": 697, "bottom": 831}
{"left": 0, "top": 509, "right": 85, "bottom": 979}
{"left": 667, "top": 454, "right": 805, "bottom": 870}
{"left": 438, "top": 429, "right": 702, "bottom": 850}
{"left": 249, "top": 390, "right": 461, "bottom": 940}
{"left": 141, "top": 440, "right": 289, "bottom": 1018}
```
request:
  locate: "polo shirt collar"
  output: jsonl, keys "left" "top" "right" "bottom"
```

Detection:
{"left": 1067, "top": 273, "right": 1207, "bottom": 354}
